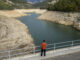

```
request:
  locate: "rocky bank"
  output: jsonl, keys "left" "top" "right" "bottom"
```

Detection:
{"left": 0, "top": 15, "right": 35, "bottom": 58}
{"left": 38, "top": 11, "right": 80, "bottom": 30}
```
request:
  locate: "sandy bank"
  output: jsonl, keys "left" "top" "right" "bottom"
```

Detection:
{"left": 0, "top": 10, "right": 27, "bottom": 18}
{"left": 16, "top": 9, "right": 47, "bottom": 14}
{"left": 0, "top": 9, "right": 46, "bottom": 18}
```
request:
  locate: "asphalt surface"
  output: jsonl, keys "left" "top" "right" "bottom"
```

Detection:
{"left": 41, "top": 52, "right": 80, "bottom": 60}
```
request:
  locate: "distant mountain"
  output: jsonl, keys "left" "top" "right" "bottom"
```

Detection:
{"left": 25, "top": 0, "right": 45, "bottom": 3}
{"left": 33, "top": 0, "right": 53, "bottom": 8}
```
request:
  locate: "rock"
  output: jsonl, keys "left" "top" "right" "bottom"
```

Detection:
{"left": 0, "top": 15, "right": 34, "bottom": 53}
{"left": 38, "top": 11, "right": 80, "bottom": 30}
{"left": 74, "top": 17, "right": 80, "bottom": 30}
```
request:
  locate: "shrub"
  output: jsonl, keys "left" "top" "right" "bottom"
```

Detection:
{"left": 0, "top": 1, "right": 14, "bottom": 10}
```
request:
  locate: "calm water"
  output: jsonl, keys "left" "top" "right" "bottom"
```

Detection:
{"left": 19, "top": 13, "right": 80, "bottom": 46}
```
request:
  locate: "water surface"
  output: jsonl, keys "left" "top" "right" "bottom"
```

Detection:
{"left": 19, "top": 13, "right": 80, "bottom": 46}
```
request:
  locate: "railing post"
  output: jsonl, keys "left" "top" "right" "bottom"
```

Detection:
{"left": 54, "top": 43, "right": 56, "bottom": 52}
{"left": 8, "top": 50, "right": 11, "bottom": 60}
{"left": 71, "top": 41, "right": 74, "bottom": 47}
{"left": 33, "top": 46, "right": 36, "bottom": 54}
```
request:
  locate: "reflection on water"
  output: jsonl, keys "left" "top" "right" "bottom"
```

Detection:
{"left": 19, "top": 13, "right": 80, "bottom": 46}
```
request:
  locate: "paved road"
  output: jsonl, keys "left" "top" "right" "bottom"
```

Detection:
{"left": 41, "top": 52, "right": 80, "bottom": 60}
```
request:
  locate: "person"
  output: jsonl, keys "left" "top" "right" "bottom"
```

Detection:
{"left": 41, "top": 40, "right": 47, "bottom": 56}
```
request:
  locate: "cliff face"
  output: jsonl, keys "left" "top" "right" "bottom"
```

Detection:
{"left": 0, "top": 15, "right": 34, "bottom": 52}
{"left": 38, "top": 11, "right": 80, "bottom": 30}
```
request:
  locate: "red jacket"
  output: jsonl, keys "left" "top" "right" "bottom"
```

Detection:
{"left": 41, "top": 42, "right": 47, "bottom": 50}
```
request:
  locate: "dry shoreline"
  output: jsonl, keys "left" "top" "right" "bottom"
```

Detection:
{"left": 0, "top": 9, "right": 47, "bottom": 18}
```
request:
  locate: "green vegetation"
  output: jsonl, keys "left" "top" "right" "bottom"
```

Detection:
{"left": 0, "top": 0, "right": 34, "bottom": 10}
{"left": 9, "top": 0, "right": 28, "bottom": 9}
{"left": 47, "top": 0, "right": 80, "bottom": 12}
{"left": 0, "top": 0, "right": 14, "bottom": 10}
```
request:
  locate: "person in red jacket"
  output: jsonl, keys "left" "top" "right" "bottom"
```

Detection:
{"left": 41, "top": 40, "right": 47, "bottom": 56}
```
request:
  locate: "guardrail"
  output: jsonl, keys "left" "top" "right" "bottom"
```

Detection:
{"left": 0, "top": 39, "right": 80, "bottom": 60}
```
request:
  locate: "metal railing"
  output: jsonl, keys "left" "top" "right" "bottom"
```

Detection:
{"left": 0, "top": 39, "right": 80, "bottom": 60}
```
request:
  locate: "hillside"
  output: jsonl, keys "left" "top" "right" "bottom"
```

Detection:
{"left": 47, "top": 0, "right": 80, "bottom": 12}
{"left": 0, "top": 0, "right": 34, "bottom": 10}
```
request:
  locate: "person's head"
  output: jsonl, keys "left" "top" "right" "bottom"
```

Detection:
{"left": 43, "top": 40, "right": 45, "bottom": 42}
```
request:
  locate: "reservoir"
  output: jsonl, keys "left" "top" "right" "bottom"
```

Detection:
{"left": 19, "top": 13, "right": 80, "bottom": 47}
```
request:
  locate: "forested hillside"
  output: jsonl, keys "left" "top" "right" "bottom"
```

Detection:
{"left": 47, "top": 0, "right": 80, "bottom": 12}
{"left": 0, "top": 0, "right": 34, "bottom": 10}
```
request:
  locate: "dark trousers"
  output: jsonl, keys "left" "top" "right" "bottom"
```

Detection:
{"left": 41, "top": 49, "right": 46, "bottom": 56}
